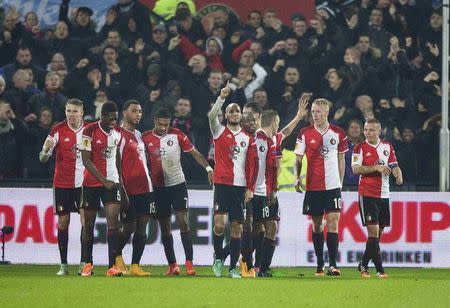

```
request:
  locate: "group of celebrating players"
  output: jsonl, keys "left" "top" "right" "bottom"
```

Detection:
{"left": 40, "top": 82, "right": 402, "bottom": 279}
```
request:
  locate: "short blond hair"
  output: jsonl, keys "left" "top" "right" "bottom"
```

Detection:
{"left": 312, "top": 98, "right": 331, "bottom": 112}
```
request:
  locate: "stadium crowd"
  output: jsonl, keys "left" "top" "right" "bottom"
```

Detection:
{"left": 0, "top": 0, "right": 447, "bottom": 186}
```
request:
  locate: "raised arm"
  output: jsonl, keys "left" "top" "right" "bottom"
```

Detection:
{"left": 280, "top": 93, "right": 311, "bottom": 140}
{"left": 208, "top": 82, "right": 231, "bottom": 136}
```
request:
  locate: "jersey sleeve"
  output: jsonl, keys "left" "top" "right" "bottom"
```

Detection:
{"left": 294, "top": 132, "right": 306, "bottom": 156}
{"left": 388, "top": 143, "right": 398, "bottom": 167}
{"left": 245, "top": 137, "right": 259, "bottom": 191}
{"left": 178, "top": 131, "right": 194, "bottom": 152}
{"left": 351, "top": 144, "right": 363, "bottom": 166}
{"left": 275, "top": 132, "right": 283, "bottom": 158}
{"left": 338, "top": 130, "right": 349, "bottom": 153}
{"left": 79, "top": 126, "right": 93, "bottom": 151}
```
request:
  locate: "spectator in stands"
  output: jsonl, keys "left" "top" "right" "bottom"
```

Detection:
{"left": 23, "top": 11, "right": 41, "bottom": 39}
{"left": 343, "top": 119, "right": 364, "bottom": 186}
{"left": 395, "top": 127, "right": 419, "bottom": 183}
{"left": 4, "top": 69, "right": 33, "bottom": 120}
{"left": 59, "top": 2, "right": 96, "bottom": 39}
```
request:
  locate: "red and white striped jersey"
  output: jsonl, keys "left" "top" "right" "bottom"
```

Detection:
{"left": 294, "top": 124, "right": 348, "bottom": 191}
{"left": 119, "top": 127, "right": 153, "bottom": 196}
{"left": 46, "top": 120, "right": 85, "bottom": 188}
{"left": 254, "top": 130, "right": 277, "bottom": 197}
{"left": 212, "top": 125, "right": 258, "bottom": 190}
{"left": 142, "top": 128, "right": 194, "bottom": 187}
{"left": 273, "top": 132, "right": 284, "bottom": 158}
{"left": 352, "top": 139, "right": 398, "bottom": 198}
{"left": 79, "top": 122, "right": 122, "bottom": 187}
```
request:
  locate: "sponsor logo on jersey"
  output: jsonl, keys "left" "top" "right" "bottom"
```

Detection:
{"left": 231, "top": 145, "right": 240, "bottom": 155}
{"left": 320, "top": 146, "right": 329, "bottom": 156}
{"left": 366, "top": 152, "right": 372, "bottom": 157}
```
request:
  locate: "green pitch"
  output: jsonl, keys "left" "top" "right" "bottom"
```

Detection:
{"left": 1, "top": 266, "right": 449, "bottom": 307}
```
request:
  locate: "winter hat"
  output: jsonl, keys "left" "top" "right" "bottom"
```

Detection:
{"left": 206, "top": 36, "right": 223, "bottom": 54}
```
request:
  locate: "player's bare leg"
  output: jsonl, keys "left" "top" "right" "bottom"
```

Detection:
{"left": 158, "top": 217, "right": 180, "bottom": 275}
{"left": 128, "top": 215, "right": 151, "bottom": 276}
{"left": 241, "top": 214, "right": 253, "bottom": 277}
{"left": 81, "top": 209, "right": 97, "bottom": 276}
{"left": 174, "top": 211, "right": 195, "bottom": 275}
{"left": 104, "top": 203, "right": 122, "bottom": 276}
{"left": 325, "top": 212, "right": 340, "bottom": 276}
{"left": 311, "top": 216, "right": 325, "bottom": 276}
{"left": 253, "top": 221, "right": 265, "bottom": 271}
{"left": 116, "top": 220, "right": 136, "bottom": 274}
{"left": 56, "top": 214, "right": 70, "bottom": 275}
{"left": 78, "top": 208, "right": 86, "bottom": 275}
{"left": 229, "top": 221, "right": 243, "bottom": 278}
{"left": 213, "top": 214, "right": 226, "bottom": 277}
{"left": 259, "top": 220, "right": 277, "bottom": 277}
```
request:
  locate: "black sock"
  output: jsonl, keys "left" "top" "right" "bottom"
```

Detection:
{"left": 117, "top": 231, "right": 130, "bottom": 256}
{"left": 229, "top": 236, "right": 241, "bottom": 271}
{"left": 80, "top": 227, "right": 84, "bottom": 263}
{"left": 261, "top": 238, "right": 276, "bottom": 272}
{"left": 373, "top": 238, "right": 384, "bottom": 273}
{"left": 131, "top": 233, "right": 146, "bottom": 265}
{"left": 181, "top": 231, "right": 193, "bottom": 262}
{"left": 162, "top": 234, "right": 176, "bottom": 265}
{"left": 326, "top": 232, "right": 339, "bottom": 268}
{"left": 362, "top": 237, "right": 377, "bottom": 269}
{"left": 82, "top": 226, "right": 93, "bottom": 264}
{"left": 241, "top": 232, "right": 253, "bottom": 269}
{"left": 312, "top": 232, "right": 324, "bottom": 268}
{"left": 107, "top": 229, "right": 119, "bottom": 268}
{"left": 254, "top": 231, "right": 264, "bottom": 268}
{"left": 213, "top": 232, "right": 224, "bottom": 260}
{"left": 222, "top": 243, "right": 230, "bottom": 261}
{"left": 58, "top": 228, "right": 68, "bottom": 264}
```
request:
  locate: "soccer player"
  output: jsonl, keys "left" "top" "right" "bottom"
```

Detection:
{"left": 39, "top": 98, "right": 86, "bottom": 276}
{"left": 114, "top": 100, "right": 154, "bottom": 276}
{"left": 352, "top": 118, "right": 403, "bottom": 279}
{"left": 208, "top": 83, "right": 258, "bottom": 279}
{"left": 78, "top": 101, "right": 123, "bottom": 277}
{"left": 142, "top": 107, "right": 213, "bottom": 276}
{"left": 295, "top": 98, "right": 348, "bottom": 276}
{"left": 242, "top": 95, "right": 309, "bottom": 276}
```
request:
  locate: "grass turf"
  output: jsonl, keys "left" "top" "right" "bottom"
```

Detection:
{"left": 1, "top": 265, "right": 449, "bottom": 307}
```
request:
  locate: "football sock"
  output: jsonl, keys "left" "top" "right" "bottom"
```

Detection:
{"left": 312, "top": 232, "right": 324, "bottom": 268}
{"left": 241, "top": 231, "right": 253, "bottom": 269}
{"left": 261, "top": 238, "right": 276, "bottom": 272}
{"left": 107, "top": 229, "right": 119, "bottom": 268}
{"left": 81, "top": 225, "right": 94, "bottom": 263}
{"left": 362, "top": 237, "right": 377, "bottom": 269}
{"left": 180, "top": 231, "right": 193, "bottom": 262}
{"left": 80, "top": 227, "right": 84, "bottom": 263}
{"left": 373, "top": 238, "right": 384, "bottom": 273}
{"left": 326, "top": 232, "right": 339, "bottom": 268}
{"left": 222, "top": 243, "right": 230, "bottom": 261}
{"left": 162, "top": 233, "right": 176, "bottom": 264}
{"left": 229, "top": 236, "right": 242, "bottom": 271}
{"left": 131, "top": 233, "right": 146, "bottom": 265}
{"left": 213, "top": 232, "right": 224, "bottom": 260}
{"left": 254, "top": 231, "right": 265, "bottom": 268}
{"left": 57, "top": 228, "right": 68, "bottom": 264}
{"left": 117, "top": 231, "right": 130, "bottom": 256}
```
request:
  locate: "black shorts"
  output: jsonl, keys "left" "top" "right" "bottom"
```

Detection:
{"left": 54, "top": 187, "right": 82, "bottom": 215}
{"left": 153, "top": 183, "right": 188, "bottom": 219}
{"left": 249, "top": 195, "right": 280, "bottom": 222}
{"left": 121, "top": 192, "right": 155, "bottom": 222}
{"left": 81, "top": 186, "right": 121, "bottom": 211}
{"left": 303, "top": 188, "right": 342, "bottom": 216}
{"left": 213, "top": 184, "right": 245, "bottom": 222}
{"left": 358, "top": 196, "right": 390, "bottom": 227}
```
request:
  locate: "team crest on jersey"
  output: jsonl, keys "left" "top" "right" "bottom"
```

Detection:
{"left": 330, "top": 138, "right": 336, "bottom": 145}
{"left": 320, "top": 146, "right": 329, "bottom": 157}
{"left": 259, "top": 145, "right": 266, "bottom": 152}
{"left": 167, "top": 140, "right": 174, "bottom": 146}
{"left": 240, "top": 141, "right": 247, "bottom": 147}
{"left": 383, "top": 150, "right": 389, "bottom": 156}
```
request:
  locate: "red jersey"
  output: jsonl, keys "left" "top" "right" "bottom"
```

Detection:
{"left": 212, "top": 125, "right": 258, "bottom": 190}
{"left": 254, "top": 130, "right": 277, "bottom": 197}
{"left": 119, "top": 127, "right": 153, "bottom": 196}
{"left": 352, "top": 139, "right": 398, "bottom": 198}
{"left": 294, "top": 124, "right": 348, "bottom": 191}
{"left": 79, "top": 122, "right": 122, "bottom": 187}
{"left": 45, "top": 120, "right": 85, "bottom": 188}
{"left": 142, "top": 128, "right": 194, "bottom": 187}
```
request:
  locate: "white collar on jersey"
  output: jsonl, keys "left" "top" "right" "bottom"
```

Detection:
{"left": 120, "top": 124, "right": 136, "bottom": 134}
{"left": 365, "top": 138, "right": 381, "bottom": 148}
{"left": 68, "top": 120, "right": 83, "bottom": 133}
{"left": 313, "top": 123, "right": 330, "bottom": 135}
{"left": 226, "top": 125, "right": 241, "bottom": 135}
